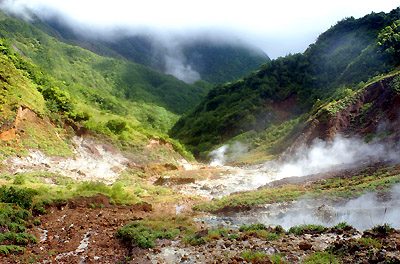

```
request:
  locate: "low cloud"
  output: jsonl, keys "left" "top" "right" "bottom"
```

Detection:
{"left": 1, "top": 0, "right": 399, "bottom": 58}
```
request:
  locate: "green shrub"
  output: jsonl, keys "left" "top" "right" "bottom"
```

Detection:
{"left": 357, "top": 237, "right": 382, "bottom": 249}
{"left": 0, "top": 186, "right": 38, "bottom": 209}
{"left": 12, "top": 174, "right": 26, "bottom": 185}
{"left": 41, "top": 87, "right": 73, "bottom": 114}
{"left": 0, "top": 245, "right": 25, "bottom": 255}
{"left": 288, "top": 225, "right": 327, "bottom": 236}
{"left": 241, "top": 250, "right": 269, "bottom": 262}
{"left": 69, "top": 111, "right": 90, "bottom": 122}
{"left": 183, "top": 233, "right": 206, "bottom": 246}
{"left": 303, "top": 252, "right": 339, "bottom": 264}
{"left": 371, "top": 223, "right": 394, "bottom": 235}
{"left": 239, "top": 223, "right": 266, "bottom": 232}
{"left": 116, "top": 221, "right": 180, "bottom": 249}
{"left": 106, "top": 119, "right": 128, "bottom": 134}
{"left": 0, "top": 232, "right": 37, "bottom": 245}
{"left": 332, "top": 222, "right": 353, "bottom": 231}
{"left": 206, "top": 228, "right": 229, "bottom": 240}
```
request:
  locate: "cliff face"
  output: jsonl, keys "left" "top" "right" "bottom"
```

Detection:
{"left": 294, "top": 73, "right": 400, "bottom": 149}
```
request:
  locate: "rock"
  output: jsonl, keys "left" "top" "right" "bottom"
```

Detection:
{"left": 299, "top": 241, "right": 313, "bottom": 250}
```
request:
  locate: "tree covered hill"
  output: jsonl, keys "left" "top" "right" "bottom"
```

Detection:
{"left": 170, "top": 8, "right": 400, "bottom": 158}
{"left": 32, "top": 16, "right": 269, "bottom": 84}
{"left": 0, "top": 10, "right": 214, "bottom": 160}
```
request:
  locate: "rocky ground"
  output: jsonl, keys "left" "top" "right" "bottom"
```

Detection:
{"left": 141, "top": 225, "right": 400, "bottom": 263}
{"left": 0, "top": 195, "right": 155, "bottom": 264}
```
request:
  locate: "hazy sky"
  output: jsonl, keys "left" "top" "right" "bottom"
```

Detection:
{"left": 1, "top": 0, "right": 399, "bottom": 58}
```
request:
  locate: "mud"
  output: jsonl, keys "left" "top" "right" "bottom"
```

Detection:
{"left": 0, "top": 195, "right": 153, "bottom": 264}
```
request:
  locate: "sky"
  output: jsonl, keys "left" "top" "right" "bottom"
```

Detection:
{"left": 0, "top": 0, "right": 399, "bottom": 58}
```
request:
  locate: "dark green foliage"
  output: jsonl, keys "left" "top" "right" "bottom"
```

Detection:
{"left": 182, "top": 42, "right": 269, "bottom": 83}
{"left": 0, "top": 186, "right": 38, "bottom": 209}
{"left": 378, "top": 20, "right": 400, "bottom": 62}
{"left": 68, "top": 111, "right": 90, "bottom": 122}
{"left": 183, "top": 233, "right": 206, "bottom": 246}
{"left": 240, "top": 250, "right": 269, "bottom": 262}
{"left": 0, "top": 245, "right": 24, "bottom": 255}
{"left": 106, "top": 119, "right": 128, "bottom": 134}
{"left": 0, "top": 204, "right": 31, "bottom": 229}
{"left": 171, "top": 8, "right": 400, "bottom": 156}
{"left": 288, "top": 225, "right": 327, "bottom": 235}
{"left": 40, "top": 87, "right": 73, "bottom": 113}
{"left": 116, "top": 221, "right": 180, "bottom": 249}
{"left": 36, "top": 20, "right": 269, "bottom": 84}
{"left": 371, "top": 224, "right": 394, "bottom": 235}
{"left": 390, "top": 75, "right": 400, "bottom": 93}
{"left": 0, "top": 232, "right": 37, "bottom": 245}
{"left": 0, "top": 203, "right": 37, "bottom": 254}
{"left": 239, "top": 223, "right": 267, "bottom": 232}
{"left": 332, "top": 222, "right": 353, "bottom": 231}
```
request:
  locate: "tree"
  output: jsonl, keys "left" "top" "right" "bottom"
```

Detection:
{"left": 378, "top": 20, "right": 400, "bottom": 63}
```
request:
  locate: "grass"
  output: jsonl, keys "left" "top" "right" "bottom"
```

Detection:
{"left": 117, "top": 216, "right": 195, "bottom": 249}
{"left": 288, "top": 225, "right": 327, "bottom": 236}
{"left": 183, "top": 228, "right": 235, "bottom": 246}
{"left": 0, "top": 169, "right": 193, "bottom": 207}
{"left": 194, "top": 166, "right": 400, "bottom": 213}
{"left": 240, "top": 250, "right": 269, "bottom": 262}
{"left": 356, "top": 237, "right": 382, "bottom": 249}
{"left": 303, "top": 252, "right": 340, "bottom": 264}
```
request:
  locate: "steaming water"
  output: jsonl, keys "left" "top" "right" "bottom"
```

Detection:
{"left": 198, "top": 184, "right": 400, "bottom": 231}
{"left": 182, "top": 136, "right": 400, "bottom": 198}
{"left": 180, "top": 136, "right": 400, "bottom": 230}
{"left": 179, "top": 164, "right": 277, "bottom": 198}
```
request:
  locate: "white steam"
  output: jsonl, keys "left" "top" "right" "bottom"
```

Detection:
{"left": 209, "top": 142, "right": 249, "bottom": 167}
{"left": 185, "top": 136, "right": 400, "bottom": 198}
{"left": 215, "top": 184, "right": 400, "bottom": 231}
{"left": 209, "top": 145, "right": 228, "bottom": 167}
{"left": 276, "top": 135, "right": 399, "bottom": 178}
{"left": 164, "top": 53, "right": 200, "bottom": 84}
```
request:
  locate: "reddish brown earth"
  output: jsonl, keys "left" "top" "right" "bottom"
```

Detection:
{"left": 0, "top": 195, "right": 155, "bottom": 264}
{"left": 301, "top": 74, "right": 400, "bottom": 146}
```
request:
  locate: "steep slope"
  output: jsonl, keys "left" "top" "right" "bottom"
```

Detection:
{"left": 0, "top": 11, "right": 208, "bottom": 115}
{"left": 0, "top": 13, "right": 200, "bottom": 162}
{"left": 293, "top": 73, "right": 400, "bottom": 148}
{"left": 33, "top": 17, "right": 269, "bottom": 84}
{"left": 171, "top": 8, "right": 400, "bottom": 158}
{"left": 0, "top": 39, "right": 73, "bottom": 159}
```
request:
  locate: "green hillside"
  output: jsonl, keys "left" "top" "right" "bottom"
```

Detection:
{"left": 0, "top": 15, "right": 208, "bottom": 115}
{"left": 171, "top": 8, "right": 400, "bottom": 158}
{"left": 33, "top": 17, "right": 269, "bottom": 84}
{"left": 182, "top": 41, "right": 269, "bottom": 83}
{"left": 0, "top": 12, "right": 210, "bottom": 160}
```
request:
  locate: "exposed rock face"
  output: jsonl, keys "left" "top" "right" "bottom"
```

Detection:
{"left": 287, "top": 74, "right": 400, "bottom": 154}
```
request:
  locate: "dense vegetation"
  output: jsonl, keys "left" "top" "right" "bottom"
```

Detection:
{"left": 0, "top": 12, "right": 208, "bottom": 115}
{"left": 182, "top": 41, "right": 269, "bottom": 83}
{"left": 0, "top": 10, "right": 210, "bottom": 160}
{"left": 34, "top": 17, "right": 269, "bottom": 84}
{"left": 171, "top": 8, "right": 400, "bottom": 158}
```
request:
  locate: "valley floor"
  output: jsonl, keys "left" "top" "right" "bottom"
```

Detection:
{"left": 1, "top": 153, "right": 400, "bottom": 263}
